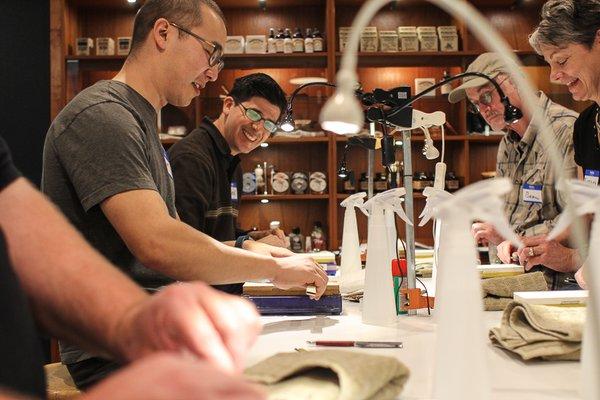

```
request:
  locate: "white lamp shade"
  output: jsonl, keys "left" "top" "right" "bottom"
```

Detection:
{"left": 319, "top": 91, "right": 364, "bottom": 135}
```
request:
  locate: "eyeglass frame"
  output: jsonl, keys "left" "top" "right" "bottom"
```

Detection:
{"left": 467, "top": 77, "right": 509, "bottom": 114}
{"left": 237, "top": 102, "right": 279, "bottom": 135}
{"left": 168, "top": 21, "right": 224, "bottom": 71}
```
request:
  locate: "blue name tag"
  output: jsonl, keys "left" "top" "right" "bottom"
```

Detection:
{"left": 231, "top": 182, "right": 238, "bottom": 201}
{"left": 584, "top": 169, "right": 599, "bottom": 185}
{"left": 522, "top": 183, "right": 543, "bottom": 204}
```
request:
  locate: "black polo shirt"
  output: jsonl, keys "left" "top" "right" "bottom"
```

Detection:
{"left": 168, "top": 117, "right": 244, "bottom": 294}
{"left": 573, "top": 104, "right": 600, "bottom": 172}
{"left": 0, "top": 136, "right": 46, "bottom": 397}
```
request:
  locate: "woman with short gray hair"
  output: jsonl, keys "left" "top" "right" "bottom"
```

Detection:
{"left": 529, "top": 0, "right": 600, "bottom": 289}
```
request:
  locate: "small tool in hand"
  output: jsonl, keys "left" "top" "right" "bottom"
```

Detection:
{"left": 306, "top": 284, "right": 317, "bottom": 296}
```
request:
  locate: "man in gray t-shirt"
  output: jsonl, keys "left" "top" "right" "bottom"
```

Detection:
{"left": 42, "top": 0, "right": 327, "bottom": 389}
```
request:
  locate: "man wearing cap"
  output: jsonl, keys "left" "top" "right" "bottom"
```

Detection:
{"left": 448, "top": 52, "right": 579, "bottom": 289}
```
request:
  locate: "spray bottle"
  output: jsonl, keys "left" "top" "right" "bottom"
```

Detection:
{"left": 429, "top": 178, "right": 522, "bottom": 400}
{"left": 339, "top": 192, "right": 367, "bottom": 294}
{"left": 547, "top": 179, "right": 600, "bottom": 400}
{"left": 360, "top": 188, "right": 412, "bottom": 326}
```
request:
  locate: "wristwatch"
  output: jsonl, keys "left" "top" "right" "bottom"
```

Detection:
{"left": 235, "top": 234, "right": 253, "bottom": 249}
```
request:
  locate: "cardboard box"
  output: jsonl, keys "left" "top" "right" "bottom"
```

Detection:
{"left": 245, "top": 35, "right": 266, "bottom": 54}
{"left": 117, "top": 37, "right": 131, "bottom": 55}
{"left": 400, "top": 36, "right": 419, "bottom": 51}
{"left": 418, "top": 34, "right": 438, "bottom": 52}
{"left": 379, "top": 30, "right": 398, "bottom": 52}
{"left": 360, "top": 27, "right": 378, "bottom": 52}
{"left": 76, "top": 37, "right": 93, "bottom": 56}
{"left": 96, "top": 37, "right": 115, "bottom": 56}
{"left": 439, "top": 34, "right": 459, "bottom": 52}
{"left": 225, "top": 36, "right": 245, "bottom": 54}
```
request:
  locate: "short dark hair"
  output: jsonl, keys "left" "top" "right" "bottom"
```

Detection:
{"left": 229, "top": 73, "right": 288, "bottom": 122}
{"left": 130, "top": 0, "right": 224, "bottom": 54}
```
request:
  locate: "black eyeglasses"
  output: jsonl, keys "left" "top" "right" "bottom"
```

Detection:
{"left": 467, "top": 77, "right": 508, "bottom": 114}
{"left": 238, "top": 103, "right": 279, "bottom": 135}
{"left": 169, "top": 21, "right": 224, "bottom": 72}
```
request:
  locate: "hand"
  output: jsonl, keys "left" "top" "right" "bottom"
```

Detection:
{"left": 272, "top": 255, "right": 329, "bottom": 300}
{"left": 243, "top": 239, "right": 294, "bottom": 257}
{"left": 471, "top": 222, "right": 505, "bottom": 246}
{"left": 113, "top": 282, "right": 261, "bottom": 373}
{"left": 516, "top": 235, "right": 581, "bottom": 272}
{"left": 496, "top": 240, "right": 516, "bottom": 264}
{"left": 256, "top": 233, "right": 287, "bottom": 248}
{"left": 249, "top": 228, "right": 286, "bottom": 242}
{"left": 575, "top": 267, "right": 587, "bottom": 289}
{"left": 83, "top": 353, "right": 265, "bottom": 400}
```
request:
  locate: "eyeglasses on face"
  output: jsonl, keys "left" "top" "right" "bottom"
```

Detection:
{"left": 238, "top": 103, "right": 279, "bottom": 135}
{"left": 467, "top": 78, "right": 508, "bottom": 114}
{"left": 168, "top": 21, "right": 224, "bottom": 72}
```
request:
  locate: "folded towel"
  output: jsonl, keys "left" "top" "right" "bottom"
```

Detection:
{"left": 489, "top": 300, "right": 586, "bottom": 360}
{"left": 244, "top": 350, "right": 409, "bottom": 400}
{"left": 482, "top": 271, "right": 548, "bottom": 311}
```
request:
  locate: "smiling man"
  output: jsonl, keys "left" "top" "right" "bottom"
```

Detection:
{"left": 42, "top": 0, "right": 327, "bottom": 389}
{"left": 447, "top": 52, "right": 579, "bottom": 289}
{"left": 168, "top": 73, "right": 288, "bottom": 295}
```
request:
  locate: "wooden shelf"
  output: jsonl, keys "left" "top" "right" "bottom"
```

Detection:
{"left": 160, "top": 137, "right": 182, "bottom": 145}
{"left": 336, "top": 50, "right": 543, "bottom": 67}
{"left": 467, "top": 135, "right": 504, "bottom": 143}
{"left": 269, "top": 135, "right": 329, "bottom": 144}
{"left": 66, "top": 52, "right": 328, "bottom": 70}
{"left": 243, "top": 194, "right": 329, "bottom": 201}
{"left": 335, "top": 134, "right": 467, "bottom": 142}
{"left": 337, "top": 192, "right": 425, "bottom": 200}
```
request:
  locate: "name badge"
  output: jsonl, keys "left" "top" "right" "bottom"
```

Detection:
{"left": 230, "top": 182, "right": 238, "bottom": 201}
{"left": 161, "top": 148, "right": 173, "bottom": 179}
{"left": 584, "top": 169, "right": 599, "bottom": 185}
{"left": 522, "top": 183, "right": 543, "bottom": 203}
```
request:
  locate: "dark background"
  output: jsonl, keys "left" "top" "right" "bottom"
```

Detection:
{"left": 0, "top": 0, "right": 50, "bottom": 187}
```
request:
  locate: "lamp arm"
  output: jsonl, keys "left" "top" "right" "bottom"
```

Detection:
{"left": 386, "top": 72, "right": 506, "bottom": 119}
{"left": 286, "top": 81, "right": 338, "bottom": 112}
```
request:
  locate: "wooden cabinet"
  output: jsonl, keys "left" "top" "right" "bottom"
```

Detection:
{"left": 50, "top": 0, "right": 582, "bottom": 250}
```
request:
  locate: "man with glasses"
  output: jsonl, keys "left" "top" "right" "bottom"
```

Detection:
{"left": 42, "top": 0, "right": 327, "bottom": 389}
{"left": 168, "top": 73, "right": 289, "bottom": 295}
{"left": 448, "top": 52, "right": 579, "bottom": 289}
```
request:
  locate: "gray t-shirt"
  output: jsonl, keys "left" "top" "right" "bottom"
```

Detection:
{"left": 42, "top": 80, "right": 177, "bottom": 363}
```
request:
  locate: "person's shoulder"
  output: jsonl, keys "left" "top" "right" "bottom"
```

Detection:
{"left": 168, "top": 128, "right": 213, "bottom": 160}
{"left": 47, "top": 81, "right": 147, "bottom": 141}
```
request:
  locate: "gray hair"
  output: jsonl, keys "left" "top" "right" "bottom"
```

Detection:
{"left": 529, "top": 0, "right": 600, "bottom": 54}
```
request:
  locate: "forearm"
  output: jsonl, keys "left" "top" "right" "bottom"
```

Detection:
{"left": 140, "top": 219, "right": 278, "bottom": 284}
{"left": 0, "top": 179, "right": 148, "bottom": 361}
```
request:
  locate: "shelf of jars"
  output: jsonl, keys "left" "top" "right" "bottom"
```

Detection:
{"left": 243, "top": 194, "right": 329, "bottom": 201}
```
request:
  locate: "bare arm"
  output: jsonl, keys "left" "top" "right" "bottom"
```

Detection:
{"left": 100, "top": 189, "right": 328, "bottom": 296}
{"left": 0, "top": 178, "right": 148, "bottom": 359}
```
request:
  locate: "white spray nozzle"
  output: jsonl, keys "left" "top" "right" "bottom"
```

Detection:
{"left": 433, "top": 178, "right": 523, "bottom": 249}
{"left": 361, "top": 187, "right": 408, "bottom": 220}
{"left": 419, "top": 187, "right": 454, "bottom": 226}
{"left": 548, "top": 179, "right": 600, "bottom": 240}
{"left": 340, "top": 192, "right": 367, "bottom": 208}
{"left": 387, "top": 197, "right": 413, "bottom": 226}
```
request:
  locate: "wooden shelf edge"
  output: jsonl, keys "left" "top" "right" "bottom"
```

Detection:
{"left": 269, "top": 136, "right": 329, "bottom": 143}
{"left": 243, "top": 194, "right": 330, "bottom": 201}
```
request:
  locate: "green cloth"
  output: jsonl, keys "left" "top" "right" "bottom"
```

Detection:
{"left": 489, "top": 300, "right": 585, "bottom": 361}
{"left": 481, "top": 271, "right": 548, "bottom": 311}
{"left": 245, "top": 350, "right": 409, "bottom": 400}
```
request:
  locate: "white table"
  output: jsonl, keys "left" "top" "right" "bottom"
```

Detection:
{"left": 247, "top": 300, "right": 581, "bottom": 399}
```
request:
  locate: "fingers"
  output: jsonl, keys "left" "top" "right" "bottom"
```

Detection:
{"left": 191, "top": 284, "right": 261, "bottom": 371}
{"left": 311, "top": 264, "right": 329, "bottom": 300}
{"left": 272, "top": 228, "right": 286, "bottom": 241}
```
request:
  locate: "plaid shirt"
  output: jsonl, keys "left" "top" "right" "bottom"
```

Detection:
{"left": 490, "top": 92, "right": 578, "bottom": 287}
